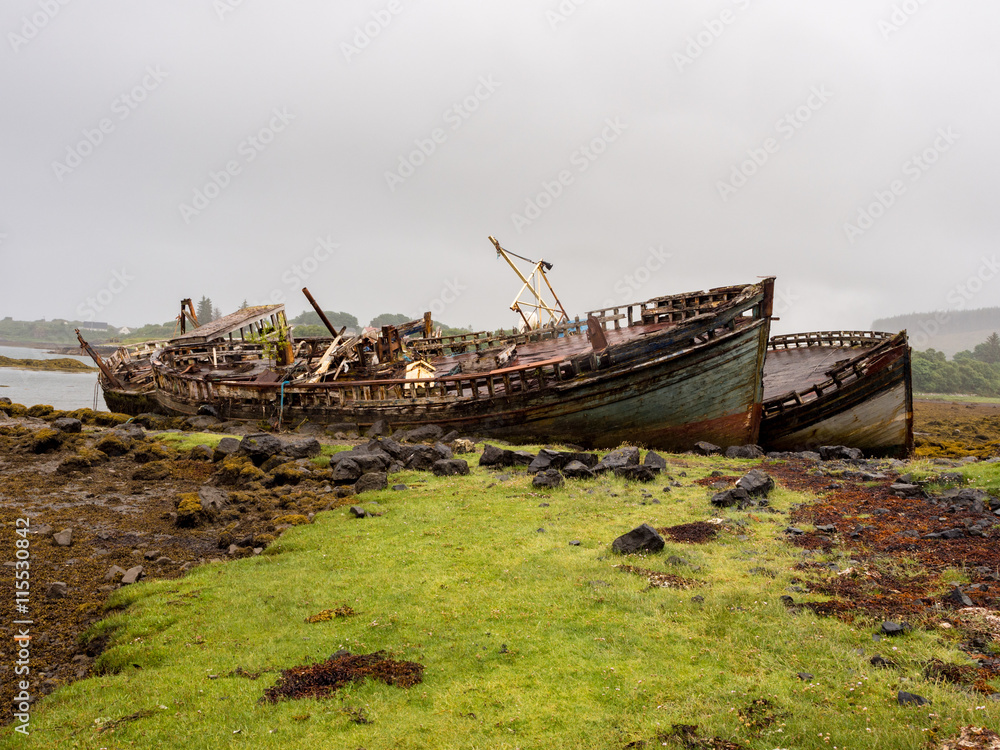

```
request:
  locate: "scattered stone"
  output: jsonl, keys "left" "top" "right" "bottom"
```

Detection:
{"left": 46, "top": 581, "right": 68, "bottom": 599}
{"left": 881, "top": 621, "right": 907, "bottom": 637}
{"left": 104, "top": 566, "right": 126, "bottom": 582}
{"left": 121, "top": 566, "right": 144, "bottom": 585}
{"left": 52, "top": 417, "right": 82, "bottom": 433}
{"left": 611, "top": 523, "right": 665, "bottom": 555}
{"left": 451, "top": 438, "right": 475, "bottom": 454}
{"left": 391, "top": 484, "right": 408, "bottom": 491}
{"left": 569, "top": 540, "right": 581, "bottom": 546}
{"left": 113, "top": 424, "right": 146, "bottom": 441}
{"left": 213, "top": 437, "right": 241, "bottom": 462}
{"left": 614, "top": 465, "right": 656, "bottom": 483}
{"left": 355, "top": 472, "right": 388, "bottom": 494}
{"left": 332, "top": 458, "right": 362, "bottom": 485}
{"left": 944, "top": 586, "right": 974, "bottom": 608}
{"left": 365, "top": 419, "right": 391, "bottom": 438}
{"left": 736, "top": 469, "right": 775, "bottom": 498}
{"left": 890, "top": 483, "right": 924, "bottom": 499}
{"left": 642, "top": 451, "right": 667, "bottom": 472}
{"left": 725, "top": 444, "right": 764, "bottom": 459}
{"left": 52, "top": 529, "right": 72, "bottom": 547}
{"left": 349, "top": 506, "right": 370, "bottom": 519}
{"left": 185, "top": 416, "right": 219, "bottom": 430}
{"left": 870, "top": 655, "right": 893, "bottom": 669}
{"left": 432, "top": 459, "right": 469, "bottom": 476}
{"left": 198, "top": 486, "right": 229, "bottom": 515}
{"left": 796, "top": 672, "right": 814, "bottom": 681}
{"left": 819, "top": 445, "right": 863, "bottom": 461}
{"left": 562, "top": 460, "right": 596, "bottom": 479}
{"left": 479, "top": 444, "right": 534, "bottom": 468}
{"left": 188, "top": 444, "right": 214, "bottom": 461}
{"left": 897, "top": 691, "right": 930, "bottom": 706}
{"left": 594, "top": 446, "right": 640, "bottom": 473}
{"left": 30, "top": 428, "right": 63, "bottom": 453}
{"left": 532, "top": 469, "right": 564, "bottom": 489}
{"left": 710, "top": 487, "right": 751, "bottom": 509}
{"left": 694, "top": 441, "right": 722, "bottom": 456}
{"left": 815, "top": 524, "right": 837, "bottom": 533}
{"left": 239, "top": 433, "right": 284, "bottom": 465}
{"left": 281, "top": 437, "right": 321, "bottom": 459}
{"left": 400, "top": 424, "right": 444, "bottom": 442}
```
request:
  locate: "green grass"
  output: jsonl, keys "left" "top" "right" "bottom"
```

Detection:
{"left": 10, "top": 454, "right": 998, "bottom": 749}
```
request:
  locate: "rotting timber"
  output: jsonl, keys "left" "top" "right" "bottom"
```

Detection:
{"left": 760, "top": 330, "right": 913, "bottom": 457}
{"left": 148, "top": 280, "right": 776, "bottom": 451}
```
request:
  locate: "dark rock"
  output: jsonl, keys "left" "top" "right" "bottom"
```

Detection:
{"left": 614, "top": 465, "right": 656, "bottom": 483}
{"left": 188, "top": 444, "right": 214, "bottom": 462}
{"left": 280, "top": 437, "right": 321, "bottom": 459}
{"left": 642, "top": 451, "right": 667, "bottom": 472}
{"left": 401, "top": 424, "right": 444, "bottom": 442}
{"left": 944, "top": 586, "right": 974, "bottom": 608}
{"left": 52, "top": 417, "right": 82, "bottom": 433}
{"left": 479, "top": 444, "right": 506, "bottom": 467}
{"left": 239, "top": 433, "right": 284, "bottom": 466}
{"left": 890, "top": 483, "right": 925, "bottom": 499}
{"left": 104, "top": 565, "right": 126, "bottom": 582}
{"left": 897, "top": 691, "right": 929, "bottom": 706}
{"left": 881, "top": 621, "right": 907, "bottom": 636}
{"left": 355, "top": 472, "right": 388, "bottom": 494}
{"left": 432, "top": 459, "right": 469, "bottom": 476}
{"left": 815, "top": 524, "right": 837, "bottom": 533}
{"left": 260, "top": 454, "right": 294, "bottom": 474}
{"left": 185, "top": 415, "right": 219, "bottom": 430}
{"left": 405, "top": 445, "right": 442, "bottom": 472}
{"left": 46, "top": 581, "right": 68, "bottom": 599}
{"left": 365, "top": 419, "right": 391, "bottom": 438}
{"left": 594, "top": 446, "right": 640, "bottom": 474}
{"left": 391, "top": 484, "right": 408, "bottom": 491}
{"left": 819, "top": 445, "right": 863, "bottom": 461}
{"left": 367, "top": 437, "right": 409, "bottom": 461}
{"left": 784, "top": 527, "right": 805, "bottom": 535}
{"left": 479, "top": 444, "right": 534, "bottom": 468}
{"left": 433, "top": 442, "right": 453, "bottom": 461}
{"left": 612, "top": 523, "right": 665, "bottom": 555}
{"left": 121, "top": 565, "right": 144, "bottom": 585}
{"left": 52, "top": 529, "right": 72, "bottom": 547}
{"left": 213, "top": 437, "right": 241, "bottom": 462}
{"left": 349, "top": 505, "right": 369, "bottom": 518}
{"left": 711, "top": 487, "right": 752, "bottom": 509}
{"left": 332, "top": 458, "right": 362, "bottom": 485}
{"left": 725, "top": 444, "right": 765, "bottom": 459}
{"left": 569, "top": 540, "right": 581, "bottom": 546}
{"left": 532, "top": 469, "right": 564, "bottom": 489}
{"left": 736, "top": 469, "right": 775, "bottom": 498}
{"left": 870, "top": 655, "right": 893, "bottom": 669}
{"left": 796, "top": 672, "right": 814, "bottom": 681}
{"left": 694, "top": 441, "right": 722, "bottom": 456}
{"left": 562, "top": 460, "right": 596, "bottom": 479}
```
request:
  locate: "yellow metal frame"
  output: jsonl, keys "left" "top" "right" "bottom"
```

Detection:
{"left": 488, "top": 236, "right": 569, "bottom": 330}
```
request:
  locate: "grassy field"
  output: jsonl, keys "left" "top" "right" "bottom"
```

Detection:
{"left": 8, "top": 450, "right": 998, "bottom": 749}
{"left": 915, "top": 393, "right": 1000, "bottom": 405}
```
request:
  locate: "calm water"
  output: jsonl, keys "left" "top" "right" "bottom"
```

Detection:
{"left": 0, "top": 345, "right": 108, "bottom": 411}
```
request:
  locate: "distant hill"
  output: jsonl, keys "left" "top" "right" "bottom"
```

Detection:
{"left": 872, "top": 307, "right": 1000, "bottom": 357}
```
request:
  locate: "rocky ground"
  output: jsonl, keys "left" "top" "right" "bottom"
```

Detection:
{"left": 1, "top": 396, "right": 1000, "bottom": 748}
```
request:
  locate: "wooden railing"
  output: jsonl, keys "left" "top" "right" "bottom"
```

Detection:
{"left": 768, "top": 331, "right": 895, "bottom": 351}
{"left": 762, "top": 332, "right": 907, "bottom": 416}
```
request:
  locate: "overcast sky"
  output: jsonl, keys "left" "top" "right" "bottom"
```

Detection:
{"left": 1, "top": 0, "right": 997, "bottom": 336}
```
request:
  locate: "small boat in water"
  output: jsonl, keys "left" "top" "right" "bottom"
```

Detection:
{"left": 760, "top": 330, "right": 913, "bottom": 457}
{"left": 147, "top": 280, "right": 776, "bottom": 451}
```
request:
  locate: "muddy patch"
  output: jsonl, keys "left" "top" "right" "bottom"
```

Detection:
{"left": 658, "top": 521, "right": 719, "bottom": 544}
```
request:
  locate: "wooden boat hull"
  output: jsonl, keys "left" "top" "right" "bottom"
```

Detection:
{"left": 150, "top": 282, "right": 775, "bottom": 451}
{"left": 102, "top": 387, "right": 167, "bottom": 417}
{"left": 760, "top": 331, "right": 912, "bottom": 457}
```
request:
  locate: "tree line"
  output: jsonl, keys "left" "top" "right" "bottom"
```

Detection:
{"left": 913, "top": 332, "right": 1000, "bottom": 396}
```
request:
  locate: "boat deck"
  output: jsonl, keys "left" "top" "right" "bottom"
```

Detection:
{"left": 763, "top": 343, "right": 878, "bottom": 400}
